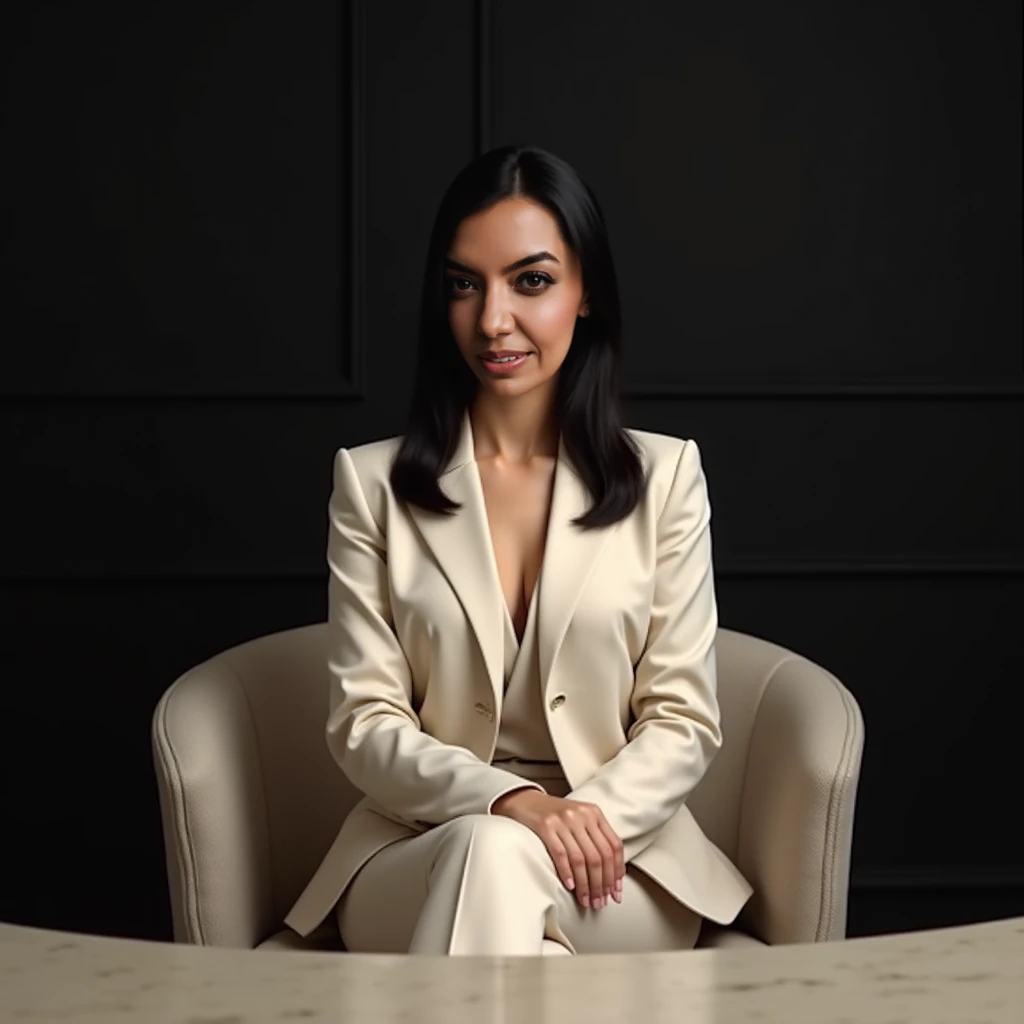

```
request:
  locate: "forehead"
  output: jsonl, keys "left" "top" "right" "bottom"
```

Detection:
{"left": 450, "top": 198, "right": 568, "bottom": 262}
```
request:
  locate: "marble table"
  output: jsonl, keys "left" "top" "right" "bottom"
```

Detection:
{"left": 1, "top": 916, "right": 1022, "bottom": 1022}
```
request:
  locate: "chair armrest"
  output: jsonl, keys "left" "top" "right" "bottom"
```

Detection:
{"left": 151, "top": 657, "right": 274, "bottom": 948}
{"left": 736, "top": 654, "right": 865, "bottom": 944}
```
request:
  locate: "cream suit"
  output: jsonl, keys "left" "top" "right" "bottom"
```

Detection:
{"left": 283, "top": 408, "right": 754, "bottom": 951}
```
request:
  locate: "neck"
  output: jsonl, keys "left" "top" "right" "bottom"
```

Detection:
{"left": 469, "top": 385, "right": 559, "bottom": 465}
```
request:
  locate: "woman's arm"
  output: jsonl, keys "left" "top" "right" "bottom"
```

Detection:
{"left": 565, "top": 439, "right": 722, "bottom": 842}
{"left": 324, "top": 447, "right": 542, "bottom": 827}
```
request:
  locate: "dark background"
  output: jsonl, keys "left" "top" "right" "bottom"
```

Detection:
{"left": 1, "top": 1, "right": 1021, "bottom": 942}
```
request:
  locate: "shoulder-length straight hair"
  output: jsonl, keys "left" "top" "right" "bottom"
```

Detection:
{"left": 389, "top": 144, "right": 647, "bottom": 530}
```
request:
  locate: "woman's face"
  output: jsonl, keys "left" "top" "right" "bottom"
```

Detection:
{"left": 444, "top": 197, "right": 588, "bottom": 401}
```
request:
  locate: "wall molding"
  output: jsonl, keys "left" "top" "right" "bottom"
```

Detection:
{"left": 715, "top": 559, "right": 1024, "bottom": 579}
{"left": 342, "top": 0, "right": 367, "bottom": 398}
{"left": 3, "top": 382, "right": 1022, "bottom": 403}
{"left": 473, "top": 0, "right": 496, "bottom": 156}
{"left": 3, "top": 559, "right": 1022, "bottom": 584}
{"left": 624, "top": 381, "right": 1024, "bottom": 400}
{"left": 851, "top": 868, "right": 1024, "bottom": 891}
{"left": 466, "top": 3, "right": 1022, "bottom": 408}
{"left": 1, "top": 0, "right": 1019, "bottom": 402}
{"left": 0, "top": 1, "right": 368, "bottom": 403}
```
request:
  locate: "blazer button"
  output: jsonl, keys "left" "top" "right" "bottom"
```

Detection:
{"left": 474, "top": 702, "right": 494, "bottom": 721}
{"left": 549, "top": 695, "right": 566, "bottom": 711}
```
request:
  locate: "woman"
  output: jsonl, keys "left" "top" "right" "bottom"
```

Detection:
{"left": 283, "top": 145, "right": 753, "bottom": 955}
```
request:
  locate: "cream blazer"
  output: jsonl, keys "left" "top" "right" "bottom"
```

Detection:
{"left": 284, "top": 409, "right": 753, "bottom": 938}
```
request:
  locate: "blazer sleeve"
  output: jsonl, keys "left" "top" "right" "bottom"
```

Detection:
{"left": 565, "top": 438, "right": 723, "bottom": 843}
{"left": 323, "top": 447, "right": 542, "bottom": 827}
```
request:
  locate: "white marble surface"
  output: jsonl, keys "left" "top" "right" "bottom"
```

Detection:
{"left": 1, "top": 916, "right": 1022, "bottom": 1022}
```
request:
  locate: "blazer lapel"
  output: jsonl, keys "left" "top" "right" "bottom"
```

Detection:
{"left": 405, "top": 408, "right": 620, "bottom": 714}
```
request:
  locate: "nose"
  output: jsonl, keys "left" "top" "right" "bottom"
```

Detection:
{"left": 477, "top": 288, "right": 514, "bottom": 338}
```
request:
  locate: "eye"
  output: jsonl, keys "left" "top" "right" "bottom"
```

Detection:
{"left": 444, "top": 271, "right": 554, "bottom": 299}
{"left": 519, "top": 271, "right": 552, "bottom": 293}
{"left": 447, "top": 276, "right": 474, "bottom": 296}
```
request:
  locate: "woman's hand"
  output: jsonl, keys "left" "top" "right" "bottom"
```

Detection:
{"left": 491, "top": 789, "right": 624, "bottom": 908}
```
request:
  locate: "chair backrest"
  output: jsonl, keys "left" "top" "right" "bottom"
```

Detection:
{"left": 211, "top": 624, "right": 366, "bottom": 929}
{"left": 157, "top": 620, "right": 851, "bottom": 947}
{"left": 214, "top": 625, "right": 786, "bottom": 920}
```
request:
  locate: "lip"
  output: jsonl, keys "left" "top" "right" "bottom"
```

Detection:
{"left": 478, "top": 352, "right": 531, "bottom": 374}
{"left": 480, "top": 350, "right": 529, "bottom": 359}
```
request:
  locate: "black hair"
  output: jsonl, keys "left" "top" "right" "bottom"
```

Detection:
{"left": 389, "top": 144, "right": 647, "bottom": 529}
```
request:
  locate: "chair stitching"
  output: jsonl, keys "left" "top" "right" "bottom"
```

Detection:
{"left": 154, "top": 683, "right": 205, "bottom": 944}
{"left": 816, "top": 673, "right": 860, "bottom": 941}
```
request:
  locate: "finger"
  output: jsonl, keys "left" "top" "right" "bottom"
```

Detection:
{"left": 571, "top": 823, "right": 606, "bottom": 909}
{"left": 556, "top": 824, "right": 592, "bottom": 908}
{"left": 594, "top": 816, "right": 625, "bottom": 898}
{"left": 584, "top": 820, "right": 616, "bottom": 904}
{"left": 542, "top": 830, "right": 576, "bottom": 893}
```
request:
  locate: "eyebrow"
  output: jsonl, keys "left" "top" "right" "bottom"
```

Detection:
{"left": 443, "top": 250, "right": 562, "bottom": 276}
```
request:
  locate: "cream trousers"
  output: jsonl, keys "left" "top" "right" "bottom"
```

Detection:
{"left": 335, "top": 763, "right": 703, "bottom": 956}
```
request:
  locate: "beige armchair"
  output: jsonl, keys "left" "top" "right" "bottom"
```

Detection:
{"left": 151, "top": 623, "right": 864, "bottom": 952}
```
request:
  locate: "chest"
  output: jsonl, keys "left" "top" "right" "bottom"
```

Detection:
{"left": 476, "top": 458, "right": 556, "bottom": 641}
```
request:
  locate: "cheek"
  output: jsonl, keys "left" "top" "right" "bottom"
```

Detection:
{"left": 530, "top": 295, "right": 579, "bottom": 339}
{"left": 447, "top": 302, "right": 466, "bottom": 331}
{"left": 448, "top": 305, "right": 474, "bottom": 350}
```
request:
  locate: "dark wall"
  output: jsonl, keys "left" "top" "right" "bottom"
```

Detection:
{"left": 1, "top": 1, "right": 1020, "bottom": 941}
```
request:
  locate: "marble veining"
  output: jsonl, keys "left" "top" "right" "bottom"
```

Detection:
{"left": 0, "top": 916, "right": 1022, "bottom": 1022}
